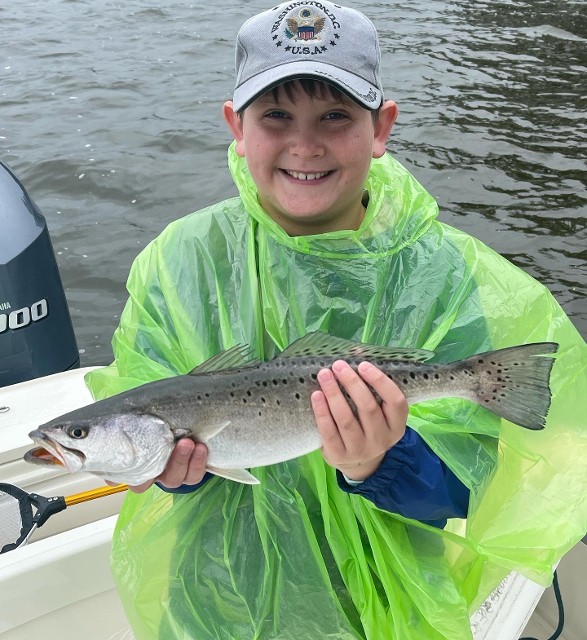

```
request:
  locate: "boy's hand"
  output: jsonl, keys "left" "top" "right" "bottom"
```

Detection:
{"left": 311, "top": 360, "right": 408, "bottom": 482}
{"left": 124, "top": 440, "right": 209, "bottom": 494}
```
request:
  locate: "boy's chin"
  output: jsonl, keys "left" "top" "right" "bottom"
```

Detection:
{"left": 273, "top": 208, "right": 362, "bottom": 236}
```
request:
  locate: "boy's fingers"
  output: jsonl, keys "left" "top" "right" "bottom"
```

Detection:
{"left": 311, "top": 388, "right": 346, "bottom": 457}
{"left": 318, "top": 364, "right": 365, "bottom": 436}
{"left": 183, "top": 443, "right": 209, "bottom": 486}
{"left": 157, "top": 439, "right": 197, "bottom": 489}
{"left": 329, "top": 360, "right": 386, "bottom": 438}
{"left": 128, "top": 441, "right": 208, "bottom": 493}
{"left": 357, "top": 361, "right": 408, "bottom": 439}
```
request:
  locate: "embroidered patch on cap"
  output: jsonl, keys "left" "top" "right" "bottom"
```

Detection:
{"left": 271, "top": 4, "right": 339, "bottom": 56}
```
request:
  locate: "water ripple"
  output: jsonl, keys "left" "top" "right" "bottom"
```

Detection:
{"left": 1, "top": 0, "right": 585, "bottom": 363}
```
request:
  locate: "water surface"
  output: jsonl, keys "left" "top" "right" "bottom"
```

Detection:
{"left": 1, "top": 0, "right": 585, "bottom": 365}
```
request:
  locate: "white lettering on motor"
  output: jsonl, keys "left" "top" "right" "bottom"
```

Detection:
{"left": 0, "top": 298, "right": 49, "bottom": 334}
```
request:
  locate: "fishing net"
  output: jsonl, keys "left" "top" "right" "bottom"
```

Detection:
{"left": 0, "top": 484, "right": 37, "bottom": 553}
{"left": 0, "top": 483, "right": 127, "bottom": 554}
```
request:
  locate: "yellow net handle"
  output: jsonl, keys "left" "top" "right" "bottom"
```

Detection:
{"left": 64, "top": 484, "right": 128, "bottom": 506}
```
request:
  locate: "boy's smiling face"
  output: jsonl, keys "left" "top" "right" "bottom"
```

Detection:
{"left": 224, "top": 82, "right": 397, "bottom": 236}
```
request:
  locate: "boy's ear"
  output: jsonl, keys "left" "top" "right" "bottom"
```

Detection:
{"left": 223, "top": 101, "right": 246, "bottom": 157}
{"left": 372, "top": 100, "right": 398, "bottom": 159}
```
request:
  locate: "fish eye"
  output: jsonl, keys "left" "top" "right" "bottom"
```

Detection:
{"left": 67, "top": 426, "right": 89, "bottom": 439}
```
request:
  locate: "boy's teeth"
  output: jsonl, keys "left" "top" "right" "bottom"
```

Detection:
{"left": 286, "top": 170, "right": 329, "bottom": 181}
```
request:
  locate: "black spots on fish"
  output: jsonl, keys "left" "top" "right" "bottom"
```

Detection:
{"left": 463, "top": 341, "right": 557, "bottom": 430}
{"left": 484, "top": 391, "right": 509, "bottom": 404}
{"left": 396, "top": 369, "right": 440, "bottom": 387}
{"left": 295, "top": 392, "right": 301, "bottom": 400}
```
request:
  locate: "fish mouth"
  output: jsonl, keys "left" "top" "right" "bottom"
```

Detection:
{"left": 25, "top": 431, "right": 86, "bottom": 471}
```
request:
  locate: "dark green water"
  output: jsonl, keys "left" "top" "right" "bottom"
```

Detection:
{"left": 1, "top": 0, "right": 585, "bottom": 365}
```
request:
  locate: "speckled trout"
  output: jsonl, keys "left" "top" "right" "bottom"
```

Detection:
{"left": 24, "top": 332, "right": 558, "bottom": 485}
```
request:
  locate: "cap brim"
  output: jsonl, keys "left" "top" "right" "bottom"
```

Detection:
{"left": 233, "top": 61, "right": 382, "bottom": 111}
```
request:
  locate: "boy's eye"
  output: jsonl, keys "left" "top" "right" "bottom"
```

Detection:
{"left": 265, "top": 110, "right": 288, "bottom": 119}
{"left": 323, "top": 111, "right": 348, "bottom": 121}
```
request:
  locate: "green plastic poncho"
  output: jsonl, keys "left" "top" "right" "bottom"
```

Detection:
{"left": 86, "top": 144, "right": 587, "bottom": 640}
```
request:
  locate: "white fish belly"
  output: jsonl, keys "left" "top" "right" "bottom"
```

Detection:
{"left": 203, "top": 410, "right": 322, "bottom": 469}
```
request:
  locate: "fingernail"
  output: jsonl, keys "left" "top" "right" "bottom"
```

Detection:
{"left": 194, "top": 444, "right": 207, "bottom": 457}
{"left": 358, "top": 361, "right": 374, "bottom": 373}
{"left": 311, "top": 390, "right": 325, "bottom": 404}
{"left": 332, "top": 360, "right": 347, "bottom": 373}
{"left": 176, "top": 439, "right": 194, "bottom": 455}
{"left": 317, "top": 368, "right": 334, "bottom": 383}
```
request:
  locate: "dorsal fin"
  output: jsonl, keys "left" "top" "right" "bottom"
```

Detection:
{"left": 279, "top": 331, "right": 434, "bottom": 363}
{"left": 189, "top": 345, "right": 260, "bottom": 375}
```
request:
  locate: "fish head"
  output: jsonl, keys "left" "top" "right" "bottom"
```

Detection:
{"left": 25, "top": 412, "right": 177, "bottom": 485}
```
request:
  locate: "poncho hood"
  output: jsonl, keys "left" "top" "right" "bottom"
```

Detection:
{"left": 228, "top": 141, "right": 438, "bottom": 258}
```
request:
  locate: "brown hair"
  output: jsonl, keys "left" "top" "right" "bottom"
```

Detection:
{"left": 239, "top": 78, "right": 381, "bottom": 122}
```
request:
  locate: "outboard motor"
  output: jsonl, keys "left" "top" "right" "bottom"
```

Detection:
{"left": 0, "top": 160, "right": 79, "bottom": 388}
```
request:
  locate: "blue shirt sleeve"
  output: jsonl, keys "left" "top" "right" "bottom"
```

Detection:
{"left": 155, "top": 473, "right": 213, "bottom": 493}
{"left": 336, "top": 427, "right": 470, "bottom": 529}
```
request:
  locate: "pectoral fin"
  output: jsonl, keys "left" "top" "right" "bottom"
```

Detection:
{"left": 173, "top": 421, "right": 231, "bottom": 443}
{"left": 207, "top": 465, "right": 260, "bottom": 485}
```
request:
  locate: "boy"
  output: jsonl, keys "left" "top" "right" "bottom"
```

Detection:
{"left": 87, "top": 2, "right": 586, "bottom": 639}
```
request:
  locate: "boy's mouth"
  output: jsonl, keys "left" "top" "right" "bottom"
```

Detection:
{"left": 282, "top": 169, "right": 332, "bottom": 181}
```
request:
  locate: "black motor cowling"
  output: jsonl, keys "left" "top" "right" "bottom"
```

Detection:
{"left": 0, "top": 160, "right": 79, "bottom": 388}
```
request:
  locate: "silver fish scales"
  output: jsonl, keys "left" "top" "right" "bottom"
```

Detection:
{"left": 25, "top": 332, "right": 558, "bottom": 485}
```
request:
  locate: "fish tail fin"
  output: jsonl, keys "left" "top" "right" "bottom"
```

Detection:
{"left": 465, "top": 342, "right": 558, "bottom": 430}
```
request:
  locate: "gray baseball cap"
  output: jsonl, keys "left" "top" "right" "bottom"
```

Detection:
{"left": 232, "top": 1, "right": 383, "bottom": 111}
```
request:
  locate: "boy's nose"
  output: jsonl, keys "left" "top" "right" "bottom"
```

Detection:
{"left": 288, "top": 127, "right": 325, "bottom": 158}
